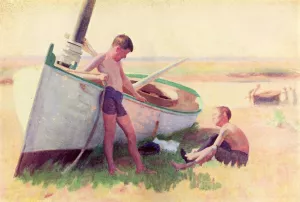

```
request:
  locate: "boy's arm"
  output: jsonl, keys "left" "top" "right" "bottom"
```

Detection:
{"left": 60, "top": 53, "right": 107, "bottom": 81}
{"left": 188, "top": 130, "right": 230, "bottom": 162}
{"left": 82, "top": 54, "right": 105, "bottom": 72}
{"left": 119, "top": 63, "right": 146, "bottom": 102}
{"left": 79, "top": 38, "right": 104, "bottom": 72}
{"left": 64, "top": 67, "right": 108, "bottom": 81}
{"left": 59, "top": 38, "right": 107, "bottom": 81}
{"left": 185, "top": 127, "right": 230, "bottom": 162}
{"left": 213, "top": 128, "right": 230, "bottom": 147}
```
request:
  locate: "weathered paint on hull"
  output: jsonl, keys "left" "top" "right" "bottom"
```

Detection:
{"left": 15, "top": 44, "right": 202, "bottom": 176}
{"left": 22, "top": 64, "right": 200, "bottom": 152}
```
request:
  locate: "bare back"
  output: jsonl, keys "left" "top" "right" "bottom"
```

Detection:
{"left": 97, "top": 58, "right": 123, "bottom": 92}
{"left": 222, "top": 123, "right": 249, "bottom": 154}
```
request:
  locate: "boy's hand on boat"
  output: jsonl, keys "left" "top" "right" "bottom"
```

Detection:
{"left": 98, "top": 73, "right": 109, "bottom": 81}
{"left": 135, "top": 94, "right": 147, "bottom": 102}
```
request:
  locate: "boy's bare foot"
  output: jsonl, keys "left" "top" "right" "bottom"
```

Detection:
{"left": 136, "top": 167, "right": 157, "bottom": 174}
{"left": 109, "top": 167, "right": 128, "bottom": 176}
{"left": 170, "top": 161, "right": 181, "bottom": 171}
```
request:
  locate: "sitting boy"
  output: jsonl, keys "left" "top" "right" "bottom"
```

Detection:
{"left": 171, "top": 106, "right": 249, "bottom": 170}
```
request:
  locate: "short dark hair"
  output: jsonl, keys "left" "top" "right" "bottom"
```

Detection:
{"left": 217, "top": 106, "right": 231, "bottom": 120}
{"left": 112, "top": 34, "right": 134, "bottom": 52}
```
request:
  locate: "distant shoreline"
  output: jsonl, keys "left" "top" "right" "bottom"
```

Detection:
{"left": 1, "top": 55, "right": 299, "bottom": 85}
{"left": 0, "top": 56, "right": 299, "bottom": 63}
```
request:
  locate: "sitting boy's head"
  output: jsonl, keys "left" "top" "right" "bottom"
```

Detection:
{"left": 212, "top": 106, "right": 231, "bottom": 127}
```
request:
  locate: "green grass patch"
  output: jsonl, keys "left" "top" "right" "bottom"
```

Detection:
{"left": 268, "top": 109, "right": 286, "bottom": 127}
{"left": 17, "top": 123, "right": 221, "bottom": 192}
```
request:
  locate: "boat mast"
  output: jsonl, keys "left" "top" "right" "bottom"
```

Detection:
{"left": 57, "top": 0, "right": 96, "bottom": 69}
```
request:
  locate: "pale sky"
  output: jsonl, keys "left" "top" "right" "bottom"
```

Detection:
{"left": 0, "top": 0, "right": 298, "bottom": 58}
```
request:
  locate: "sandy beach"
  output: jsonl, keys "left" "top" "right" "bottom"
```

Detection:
{"left": 1, "top": 0, "right": 299, "bottom": 200}
{"left": 1, "top": 63, "right": 300, "bottom": 201}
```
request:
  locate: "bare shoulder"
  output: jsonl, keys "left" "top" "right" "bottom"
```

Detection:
{"left": 227, "top": 123, "right": 247, "bottom": 136}
{"left": 219, "top": 124, "right": 231, "bottom": 137}
{"left": 96, "top": 53, "right": 106, "bottom": 63}
{"left": 227, "top": 123, "right": 238, "bottom": 130}
{"left": 221, "top": 123, "right": 233, "bottom": 131}
{"left": 220, "top": 123, "right": 239, "bottom": 134}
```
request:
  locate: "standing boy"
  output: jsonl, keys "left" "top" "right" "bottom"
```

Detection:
{"left": 82, "top": 34, "right": 155, "bottom": 175}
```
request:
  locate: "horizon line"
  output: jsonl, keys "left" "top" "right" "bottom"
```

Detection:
{"left": 0, "top": 55, "right": 299, "bottom": 62}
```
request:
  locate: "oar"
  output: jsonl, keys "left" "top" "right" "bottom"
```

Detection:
{"left": 132, "top": 58, "right": 188, "bottom": 90}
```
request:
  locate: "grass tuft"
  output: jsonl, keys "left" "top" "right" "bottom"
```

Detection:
{"left": 17, "top": 123, "right": 221, "bottom": 192}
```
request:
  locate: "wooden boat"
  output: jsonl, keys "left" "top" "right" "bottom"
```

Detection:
{"left": 14, "top": 44, "right": 203, "bottom": 176}
{"left": 249, "top": 84, "right": 282, "bottom": 105}
{"left": 253, "top": 90, "right": 281, "bottom": 105}
{"left": 253, "top": 91, "right": 281, "bottom": 105}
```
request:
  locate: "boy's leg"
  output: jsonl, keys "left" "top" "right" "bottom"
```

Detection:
{"left": 117, "top": 115, "right": 156, "bottom": 174}
{"left": 103, "top": 112, "right": 117, "bottom": 175}
{"left": 170, "top": 161, "right": 196, "bottom": 171}
{"left": 197, "top": 134, "right": 219, "bottom": 152}
{"left": 171, "top": 147, "right": 217, "bottom": 171}
{"left": 180, "top": 134, "right": 218, "bottom": 163}
{"left": 180, "top": 148, "right": 193, "bottom": 163}
{"left": 116, "top": 115, "right": 144, "bottom": 171}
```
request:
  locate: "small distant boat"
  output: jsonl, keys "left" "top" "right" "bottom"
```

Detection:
{"left": 249, "top": 84, "right": 282, "bottom": 105}
{"left": 14, "top": 44, "right": 203, "bottom": 176}
{"left": 253, "top": 90, "right": 281, "bottom": 105}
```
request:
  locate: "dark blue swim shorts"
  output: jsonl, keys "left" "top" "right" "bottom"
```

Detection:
{"left": 100, "top": 86, "right": 127, "bottom": 117}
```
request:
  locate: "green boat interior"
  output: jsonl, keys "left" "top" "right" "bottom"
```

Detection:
{"left": 62, "top": 69, "right": 200, "bottom": 112}
{"left": 127, "top": 79, "right": 199, "bottom": 112}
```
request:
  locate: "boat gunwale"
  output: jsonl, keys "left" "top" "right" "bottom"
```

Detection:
{"left": 45, "top": 43, "right": 203, "bottom": 115}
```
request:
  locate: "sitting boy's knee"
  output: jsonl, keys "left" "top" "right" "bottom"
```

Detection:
{"left": 211, "top": 145, "right": 217, "bottom": 150}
